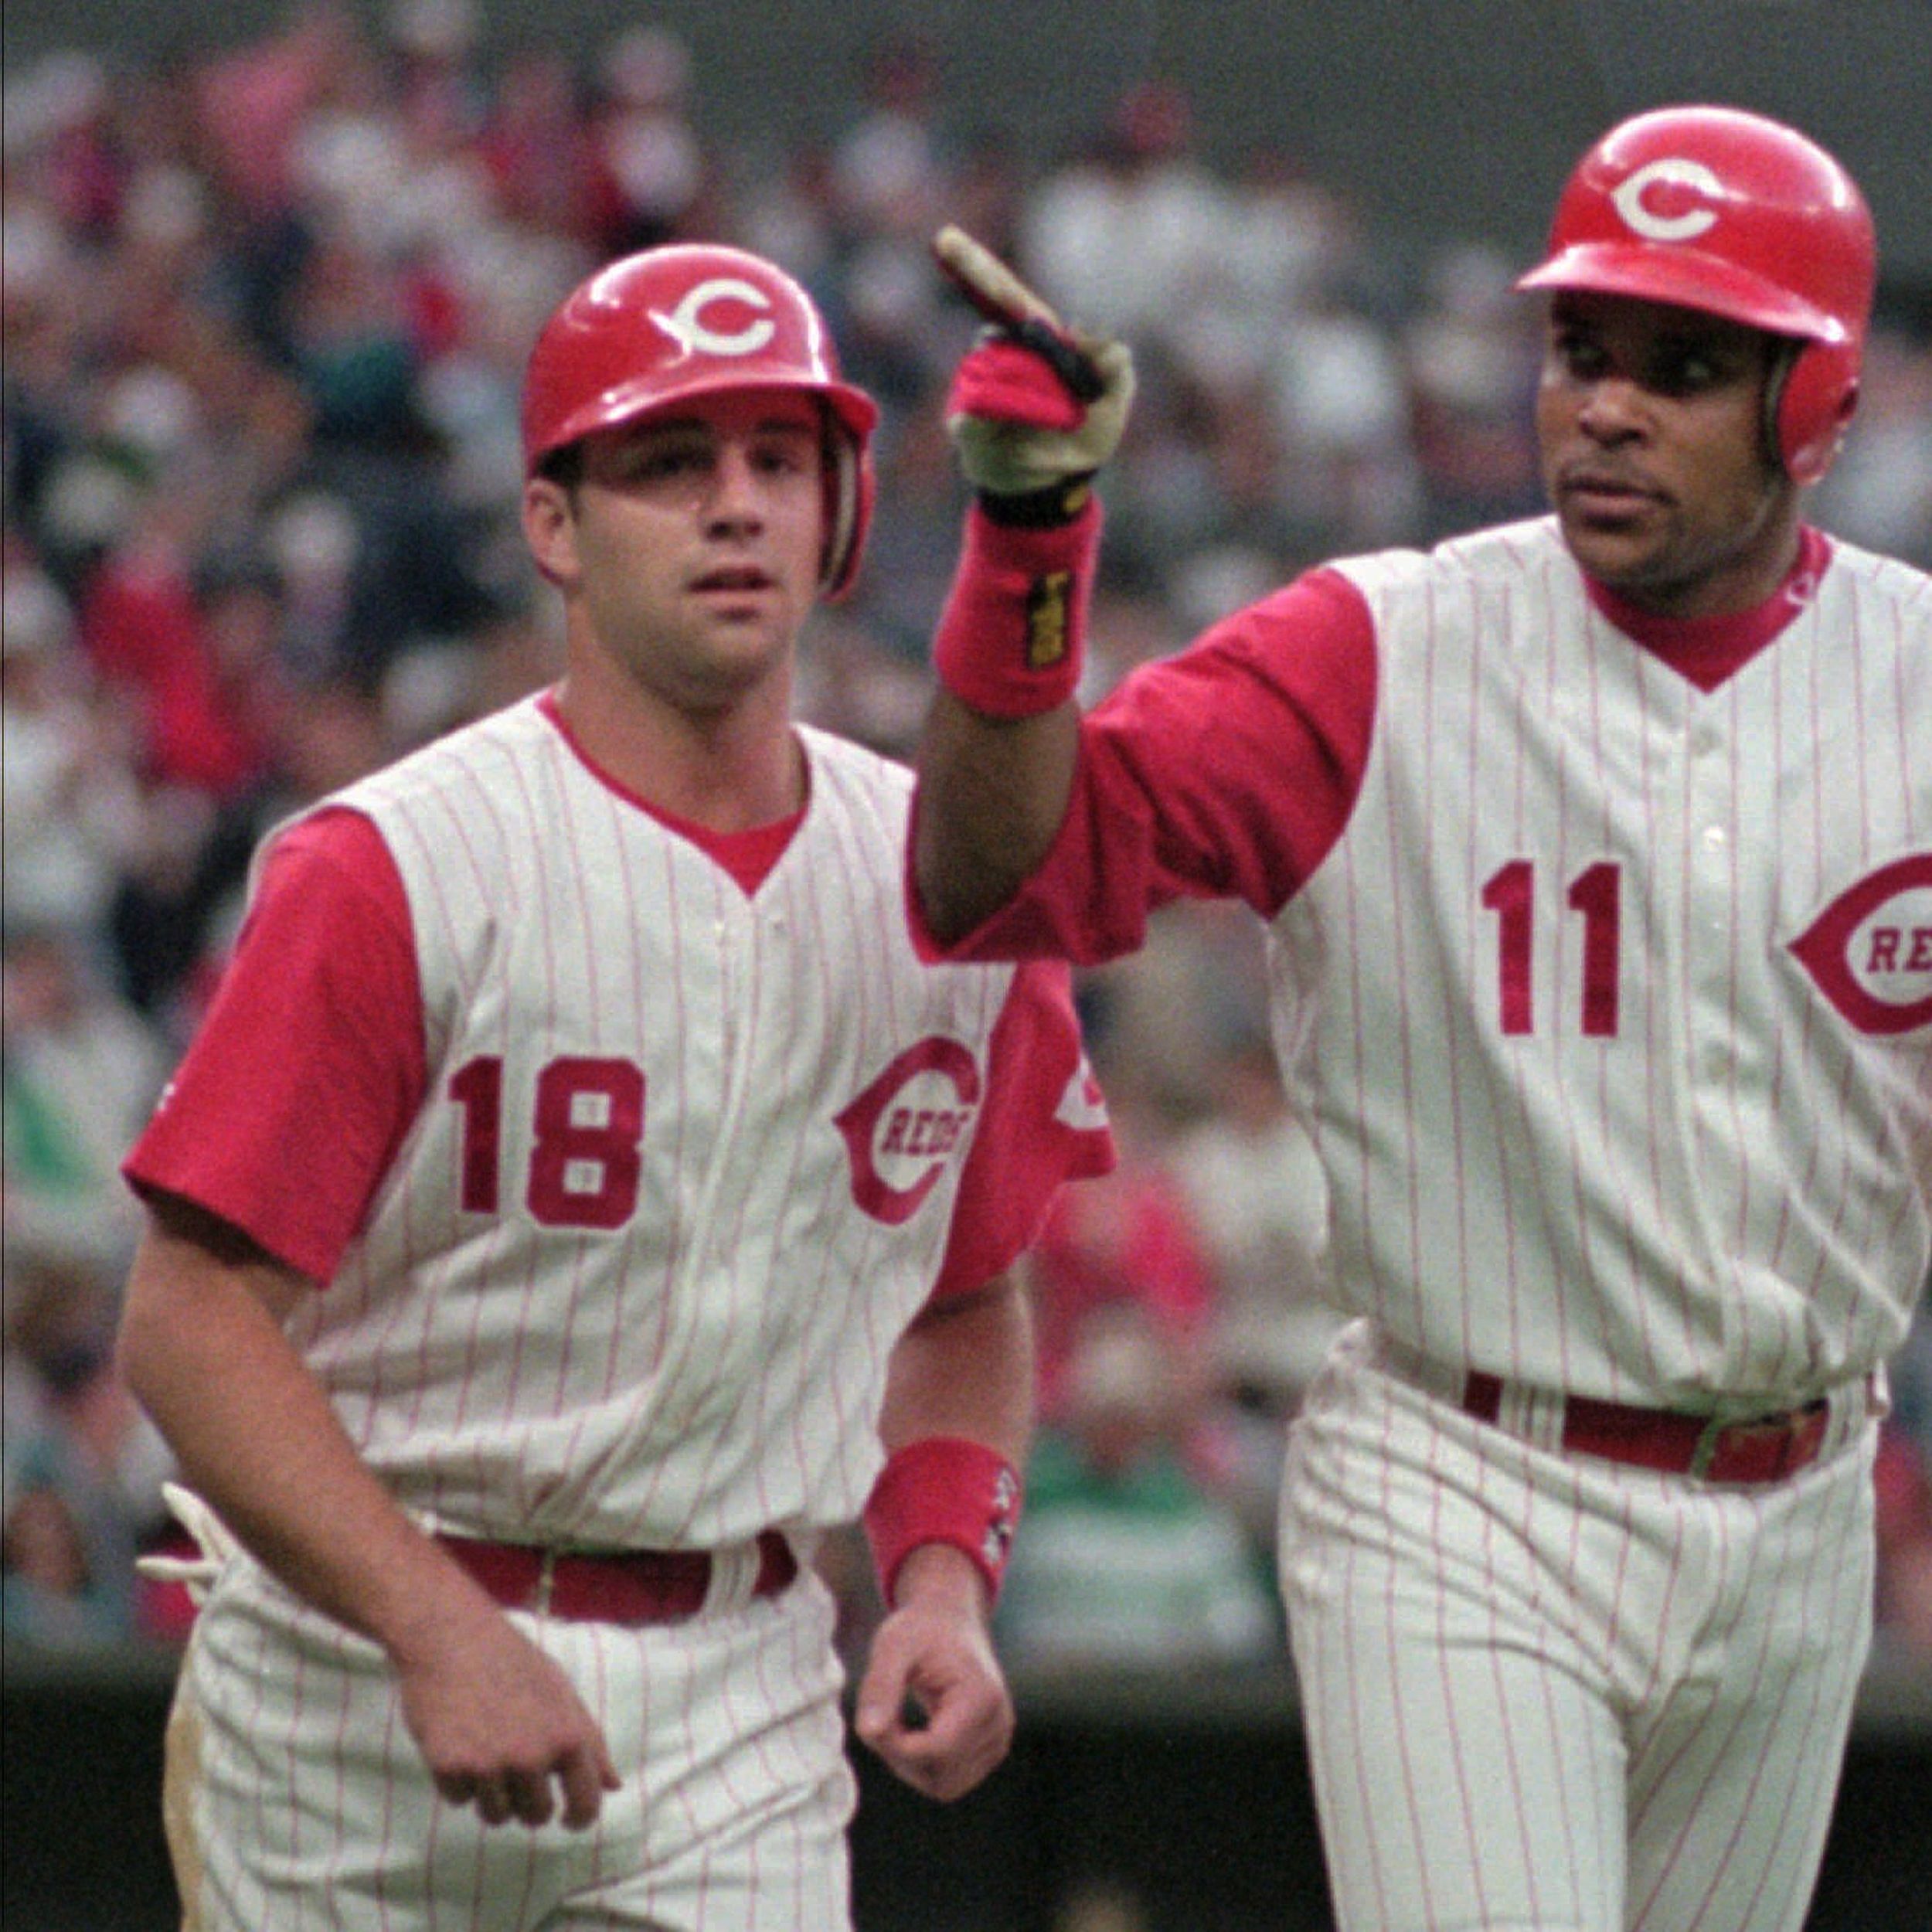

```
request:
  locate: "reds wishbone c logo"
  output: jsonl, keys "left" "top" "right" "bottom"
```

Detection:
{"left": 1788, "top": 852, "right": 1932, "bottom": 1036}
{"left": 1613, "top": 158, "right": 1724, "bottom": 242}
{"left": 651, "top": 278, "right": 778, "bottom": 358}
{"left": 835, "top": 1038, "right": 982, "bottom": 1225}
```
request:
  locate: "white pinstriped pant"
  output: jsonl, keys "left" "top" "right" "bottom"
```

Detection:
{"left": 1279, "top": 1321, "right": 1878, "bottom": 1932}
{"left": 162, "top": 1556, "right": 855, "bottom": 1930}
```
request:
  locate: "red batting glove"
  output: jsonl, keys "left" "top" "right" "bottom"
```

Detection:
{"left": 947, "top": 336, "right": 1086, "bottom": 437}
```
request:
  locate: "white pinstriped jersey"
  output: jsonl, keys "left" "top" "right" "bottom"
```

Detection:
{"left": 1274, "top": 517, "right": 1931, "bottom": 1406}
{"left": 265, "top": 698, "right": 1090, "bottom": 1551}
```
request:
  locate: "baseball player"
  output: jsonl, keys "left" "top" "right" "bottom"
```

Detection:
{"left": 912, "top": 107, "right": 1931, "bottom": 1930}
{"left": 113, "top": 242, "right": 1113, "bottom": 1930}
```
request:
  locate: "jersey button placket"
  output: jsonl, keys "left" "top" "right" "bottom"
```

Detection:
{"left": 1678, "top": 716, "right": 1743, "bottom": 1349}
{"left": 704, "top": 895, "right": 765, "bottom": 1395}
{"left": 1685, "top": 726, "right": 1733, "bottom": 1079}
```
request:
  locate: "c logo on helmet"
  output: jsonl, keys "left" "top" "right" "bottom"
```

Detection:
{"left": 651, "top": 277, "right": 778, "bottom": 359}
{"left": 835, "top": 1038, "right": 982, "bottom": 1225}
{"left": 1788, "top": 852, "right": 1932, "bottom": 1036}
{"left": 1613, "top": 158, "right": 1724, "bottom": 242}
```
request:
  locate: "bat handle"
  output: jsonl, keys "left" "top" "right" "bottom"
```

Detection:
{"left": 933, "top": 229, "right": 1107, "bottom": 404}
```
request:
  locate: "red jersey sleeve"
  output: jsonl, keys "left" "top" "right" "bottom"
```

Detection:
{"left": 122, "top": 807, "right": 426, "bottom": 1284}
{"left": 929, "top": 957, "right": 1116, "bottom": 1299}
{"left": 913, "top": 565, "right": 1379, "bottom": 965}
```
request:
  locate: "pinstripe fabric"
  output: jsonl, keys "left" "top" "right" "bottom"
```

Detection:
{"left": 1261, "top": 519, "right": 1926, "bottom": 1929}
{"left": 1271, "top": 519, "right": 1931, "bottom": 1407}
{"left": 155, "top": 696, "right": 1107, "bottom": 1930}
{"left": 169, "top": 1556, "right": 852, "bottom": 1931}
{"left": 926, "top": 502, "right": 1923, "bottom": 1924}
{"left": 1282, "top": 1325, "right": 1877, "bottom": 1932}
{"left": 281, "top": 700, "right": 1019, "bottom": 1551}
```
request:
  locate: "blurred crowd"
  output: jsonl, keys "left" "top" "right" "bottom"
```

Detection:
{"left": 5, "top": 2, "right": 1932, "bottom": 1682}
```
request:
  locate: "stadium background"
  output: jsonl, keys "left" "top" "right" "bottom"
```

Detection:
{"left": 3, "top": 3, "right": 1930, "bottom": 1928}
{"left": 7, "top": 0, "right": 1932, "bottom": 279}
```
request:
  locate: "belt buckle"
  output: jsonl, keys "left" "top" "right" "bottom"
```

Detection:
{"left": 534, "top": 1546, "right": 559, "bottom": 1616}
{"left": 1689, "top": 1400, "right": 1827, "bottom": 1482}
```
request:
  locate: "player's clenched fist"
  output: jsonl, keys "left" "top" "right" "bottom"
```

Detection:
{"left": 852, "top": 1543, "right": 1015, "bottom": 1802}
{"left": 934, "top": 225, "right": 1135, "bottom": 513}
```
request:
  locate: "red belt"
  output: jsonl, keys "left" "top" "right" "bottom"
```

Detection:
{"left": 440, "top": 1530, "right": 797, "bottom": 1625}
{"left": 1462, "top": 1372, "right": 1835, "bottom": 1484}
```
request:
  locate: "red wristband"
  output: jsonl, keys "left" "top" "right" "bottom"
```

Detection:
{"left": 862, "top": 1435, "right": 1023, "bottom": 1608}
{"left": 933, "top": 498, "right": 1101, "bottom": 718}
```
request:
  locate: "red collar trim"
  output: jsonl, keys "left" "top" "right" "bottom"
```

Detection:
{"left": 537, "top": 690, "right": 807, "bottom": 893}
{"left": 1582, "top": 526, "right": 1830, "bottom": 692}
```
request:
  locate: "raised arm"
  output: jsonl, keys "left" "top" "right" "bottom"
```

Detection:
{"left": 913, "top": 696, "right": 1080, "bottom": 942}
{"left": 912, "top": 229, "right": 1134, "bottom": 944}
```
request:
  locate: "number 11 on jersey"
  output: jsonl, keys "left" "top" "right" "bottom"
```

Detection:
{"left": 1481, "top": 859, "right": 1622, "bottom": 1038}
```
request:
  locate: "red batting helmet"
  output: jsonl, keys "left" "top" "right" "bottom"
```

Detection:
{"left": 1517, "top": 105, "right": 1876, "bottom": 485}
{"left": 522, "top": 244, "right": 880, "bottom": 597}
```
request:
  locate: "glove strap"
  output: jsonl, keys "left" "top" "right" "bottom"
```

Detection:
{"left": 933, "top": 497, "right": 1100, "bottom": 719}
{"left": 862, "top": 1435, "right": 1023, "bottom": 1608}
{"left": 974, "top": 474, "right": 1097, "bottom": 529}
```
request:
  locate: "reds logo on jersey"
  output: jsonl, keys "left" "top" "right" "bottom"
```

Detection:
{"left": 1789, "top": 852, "right": 1932, "bottom": 1036}
{"left": 835, "top": 1038, "right": 982, "bottom": 1224}
{"left": 649, "top": 278, "right": 777, "bottom": 359}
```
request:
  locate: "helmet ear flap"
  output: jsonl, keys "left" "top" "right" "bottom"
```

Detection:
{"left": 1775, "top": 337, "right": 1860, "bottom": 485}
{"left": 818, "top": 417, "right": 876, "bottom": 600}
